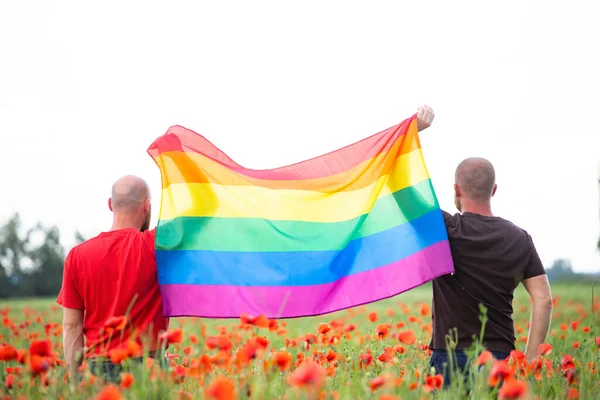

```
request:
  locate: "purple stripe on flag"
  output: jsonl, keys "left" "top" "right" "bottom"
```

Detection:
{"left": 159, "top": 240, "right": 454, "bottom": 319}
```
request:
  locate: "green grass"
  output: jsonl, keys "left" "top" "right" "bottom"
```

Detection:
{"left": 1, "top": 281, "right": 599, "bottom": 399}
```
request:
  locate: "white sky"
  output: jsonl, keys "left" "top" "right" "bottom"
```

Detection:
{"left": 1, "top": 1, "right": 599, "bottom": 272}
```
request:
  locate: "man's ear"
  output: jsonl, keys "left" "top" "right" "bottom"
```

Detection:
{"left": 491, "top": 183, "right": 497, "bottom": 197}
{"left": 108, "top": 198, "right": 113, "bottom": 212}
{"left": 453, "top": 183, "right": 461, "bottom": 198}
{"left": 145, "top": 199, "right": 151, "bottom": 213}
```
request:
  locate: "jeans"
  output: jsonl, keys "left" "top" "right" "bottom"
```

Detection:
{"left": 429, "top": 349, "right": 510, "bottom": 387}
{"left": 89, "top": 357, "right": 144, "bottom": 383}
{"left": 89, "top": 352, "right": 169, "bottom": 383}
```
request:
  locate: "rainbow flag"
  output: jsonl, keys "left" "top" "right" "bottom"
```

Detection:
{"left": 147, "top": 114, "right": 454, "bottom": 318}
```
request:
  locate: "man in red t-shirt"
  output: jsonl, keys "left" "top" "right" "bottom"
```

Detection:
{"left": 57, "top": 175, "right": 168, "bottom": 380}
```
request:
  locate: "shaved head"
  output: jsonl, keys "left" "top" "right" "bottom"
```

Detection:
{"left": 111, "top": 175, "right": 150, "bottom": 210}
{"left": 455, "top": 157, "right": 496, "bottom": 203}
{"left": 109, "top": 175, "right": 152, "bottom": 231}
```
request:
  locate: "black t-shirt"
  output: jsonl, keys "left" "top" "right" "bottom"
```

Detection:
{"left": 430, "top": 211, "right": 546, "bottom": 353}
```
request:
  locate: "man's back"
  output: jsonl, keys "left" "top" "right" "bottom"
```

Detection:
{"left": 57, "top": 228, "right": 167, "bottom": 358}
{"left": 431, "top": 211, "right": 546, "bottom": 353}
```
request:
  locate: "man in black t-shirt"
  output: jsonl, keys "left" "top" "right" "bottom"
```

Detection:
{"left": 416, "top": 107, "right": 553, "bottom": 386}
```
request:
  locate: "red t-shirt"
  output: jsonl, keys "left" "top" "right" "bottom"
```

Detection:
{"left": 56, "top": 228, "right": 168, "bottom": 358}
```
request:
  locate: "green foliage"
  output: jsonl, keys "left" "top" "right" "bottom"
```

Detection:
{"left": 75, "top": 230, "right": 87, "bottom": 245}
{"left": 0, "top": 213, "right": 81, "bottom": 298}
{"left": 546, "top": 258, "right": 600, "bottom": 283}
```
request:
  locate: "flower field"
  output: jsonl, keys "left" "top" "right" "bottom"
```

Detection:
{"left": 1, "top": 282, "right": 599, "bottom": 399}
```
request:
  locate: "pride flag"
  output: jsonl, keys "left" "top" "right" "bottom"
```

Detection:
{"left": 147, "top": 114, "right": 454, "bottom": 319}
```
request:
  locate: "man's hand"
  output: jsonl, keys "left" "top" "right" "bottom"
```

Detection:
{"left": 417, "top": 104, "right": 435, "bottom": 131}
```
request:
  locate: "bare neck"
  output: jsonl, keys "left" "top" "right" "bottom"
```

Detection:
{"left": 110, "top": 213, "right": 142, "bottom": 232}
{"left": 460, "top": 199, "right": 494, "bottom": 217}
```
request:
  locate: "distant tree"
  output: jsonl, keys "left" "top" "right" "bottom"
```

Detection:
{"left": 546, "top": 258, "right": 576, "bottom": 281}
{"left": 28, "top": 224, "right": 65, "bottom": 297}
{"left": 75, "top": 230, "right": 87, "bottom": 244}
{"left": 0, "top": 213, "right": 68, "bottom": 298}
{"left": 0, "top": 213, "right": 33, "bottom": 297}
{"left": 550, "top": 258, "right": 573, "bottom": 273}
{"left": 0, "top": 259, "right": 11, "bottom": 298}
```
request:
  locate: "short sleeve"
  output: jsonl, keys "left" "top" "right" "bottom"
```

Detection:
{"left": 441, "top": 209, "right": 454, "bottom": 227}
{"left": 523, "top": 235, "right": 546, "bottom": 280}
{"left": 142, "top": 228, "right": 156, "bottom": 256}
{"left": 56, "top": 249, "right": 84, "bottom": 310}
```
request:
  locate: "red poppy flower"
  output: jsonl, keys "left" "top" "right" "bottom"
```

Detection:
{"left": 0, "top": 344, "right": 17, "bottom": 362}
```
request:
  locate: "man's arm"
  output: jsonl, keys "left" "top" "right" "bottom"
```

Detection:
{"left": 62, "top": 307, "right": 84, "bottom": 378}
{"left": 522, "top": 274, "right": 553, "bottom": 361}
{"left": 56, "top": 249, "right": 85, "bottom": 378}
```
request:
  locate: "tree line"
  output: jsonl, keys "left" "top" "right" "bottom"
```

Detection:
{"left": 0, "top": 213, "right": 85, "bottom": 298}
{"left": 545, "top": 258, "right": 600, "bottom": 283}
{"left": 0, "top": 213, "right": 599, "bottom": 299}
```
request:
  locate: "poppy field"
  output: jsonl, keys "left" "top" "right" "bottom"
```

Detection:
{"left": 1, "top": 282, "right": 599, "bottom": 399}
